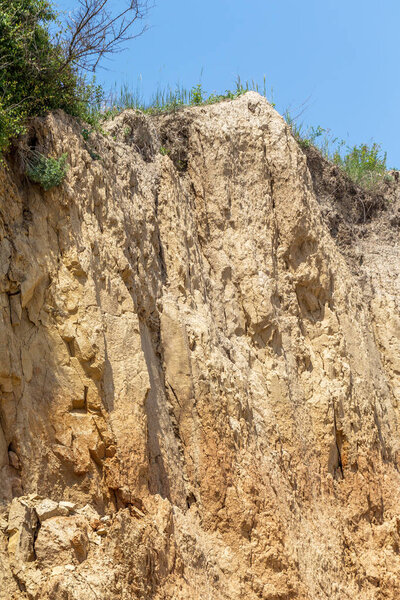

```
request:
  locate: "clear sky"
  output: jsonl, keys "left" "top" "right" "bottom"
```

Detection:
{"left": 56, "top": 0, "right": 400, "bottom": 167}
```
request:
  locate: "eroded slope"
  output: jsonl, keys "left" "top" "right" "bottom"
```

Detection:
{"left": 0, "top": 93, "right": 400, "bottom": 599}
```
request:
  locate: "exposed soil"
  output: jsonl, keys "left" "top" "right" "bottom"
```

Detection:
{"left": 303, "top": 144, "right": 400, "bottom": 277}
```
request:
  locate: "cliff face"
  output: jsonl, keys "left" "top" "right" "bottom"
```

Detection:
{"left": 1, "top": 92, "right": 400, "bottom": 599}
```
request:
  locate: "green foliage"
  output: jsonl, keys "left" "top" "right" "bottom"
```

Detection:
{"left": 81, "top": 128, "right": 90, "bottom": 141}
{"left": 101, "top": 76, "right": 275, "bottom": 119}
{"left": 333, "top": 143, "right": 387, "bottom": 188}
{"left": 285, "top": 111, "right": 389, "bottom": 190}
{"left": 159, "top": 146, "right": 170, "bottom": 156}
{"left": 0, "top": 0, "right": 103, "bottom": 154}
{"left": 284, "top": 113, "right": 336, "bottom": 153}
{"left": 25, "top": 151, "right": 68, "bottom": 189}
{"left": 190, "top": 84, "right": 204, "bottom": 105}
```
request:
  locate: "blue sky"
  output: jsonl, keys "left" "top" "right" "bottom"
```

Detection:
{"left": 57, "top": 0, "right": 399, "bottom": 166}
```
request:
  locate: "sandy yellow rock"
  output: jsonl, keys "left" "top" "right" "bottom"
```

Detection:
{"left": 0, "top": 93, "right": 400, "bottom": 598}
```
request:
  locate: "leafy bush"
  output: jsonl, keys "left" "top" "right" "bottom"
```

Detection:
{"left": 25, "top": 151, "right": 69, "bottom": 190}
{"left": 0, "top": 0, "right": 103, "bottom": 154}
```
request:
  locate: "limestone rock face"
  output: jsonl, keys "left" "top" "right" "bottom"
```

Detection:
{"left": 1, "top": 92, "right": 400, "bottom": 599}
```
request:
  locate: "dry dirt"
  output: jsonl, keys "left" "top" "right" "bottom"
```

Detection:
{"left": 0, "top": 92, "right": 400, "bottom": 599}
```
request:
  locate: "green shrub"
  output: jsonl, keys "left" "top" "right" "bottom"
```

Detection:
{"left": 88, "top": 149, "right": 100, "bottom": 161}
{"left": 0, "top": 0, "right": 103, "bottom": 154}
{"left": 81, "top": 128, "right": 90, "bottom": 141}
{"left": 25, "top": 151, "right": 69, "bottom": 190}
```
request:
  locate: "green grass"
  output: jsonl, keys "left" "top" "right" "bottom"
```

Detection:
{"left": 102, "top": 76, "right": 390, "bottom": 192}
{"left": 92, "top": 76, "right": 275, "bottom": 122}
{"left": 284, "top": 111, "right": 390, "bottom": 190}
{"left": 332, "top": 143, "right": 388, "bottom": 189}
{"left": 96, "top": 77, "right": 390, "bottom": 192}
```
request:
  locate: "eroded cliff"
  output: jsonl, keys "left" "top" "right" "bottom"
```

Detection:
{"left": 1, "top": 92, "right": 400, "bottom": 599}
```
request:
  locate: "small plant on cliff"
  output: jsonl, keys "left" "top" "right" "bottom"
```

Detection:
{"left": 333, "top": 142, "right": 387, "bottom": 189}
{"left": 285, "top": 111, "right": 389, "bottom": 190}
{"left": 190, "top": 84, "right": 204, "bottom": 105}
{"left": 81, "top": 128, "right": 91, "bottom": 141}
{"left": 103, "top": 76, "right": 275, "bottom": 118}
{"left": 25, "top": 151, "right": 69, "bottom": 190}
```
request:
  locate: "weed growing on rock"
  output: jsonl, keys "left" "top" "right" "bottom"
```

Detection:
{"left": 191, "top": 84, "right": 204, "bottom": 105}
{"left": 25, "top": 152, "right": 69, "bottom": 190}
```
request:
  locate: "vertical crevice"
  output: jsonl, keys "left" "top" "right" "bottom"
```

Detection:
{"left": 83, "top": 386, "right": 88, "bottom": 410}
{"left": 333, "top": 410, "right": 344, "bottom": 479}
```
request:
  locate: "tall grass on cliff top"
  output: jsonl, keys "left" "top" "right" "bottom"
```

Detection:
{"left": 98, "top": 76, "right": 274, "bottom": 119}
{"left": 285, "top": 113, "right": 389, "bottom": 190}
{"left": 0, "top": 0, "right": 391, "bottom": 191}
{"left": 102, "top": 79, "right": 390, "bottom": 190}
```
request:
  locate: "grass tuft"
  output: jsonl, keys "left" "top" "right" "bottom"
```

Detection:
{"left": 333, "top": 143, "right": 387, "bottom": 189}
{"left": 285, "top": 111, "right": 389, "bottom": 190}
{"left": 79, "top": 75, "right": 393, "bottom": 193}
{"left": 92, "top": 76, "right": 275, "bottom": 122}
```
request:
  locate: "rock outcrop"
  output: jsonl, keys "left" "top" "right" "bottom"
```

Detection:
{"left": 1, "top": 92, "right": 400, "bottom": 599}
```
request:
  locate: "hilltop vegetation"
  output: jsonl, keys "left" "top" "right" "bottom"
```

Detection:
{"left": 0, "top": 0, "right": 99, "bottom": 154}
{"left": 0, "top": 0, "right": 391, "bottom": 191}
{"left": 0, "top": 0, "right": 147, "bottom": 154}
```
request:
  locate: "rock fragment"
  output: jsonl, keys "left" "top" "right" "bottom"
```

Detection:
{"left": 35, "top": 499, "right": 61, "bottom": 523}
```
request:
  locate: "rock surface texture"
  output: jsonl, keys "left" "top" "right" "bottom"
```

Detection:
{"left": 1, "top": 92, "right": 400, "bottom": 599}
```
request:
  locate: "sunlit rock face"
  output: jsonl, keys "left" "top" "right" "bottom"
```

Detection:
{"left": 1, "top": 92, "right": 400, "bottom": 599}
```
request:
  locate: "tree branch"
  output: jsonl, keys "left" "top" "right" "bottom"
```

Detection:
{"left": 59, "top": 0, "right": 151, "bottom": 72}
